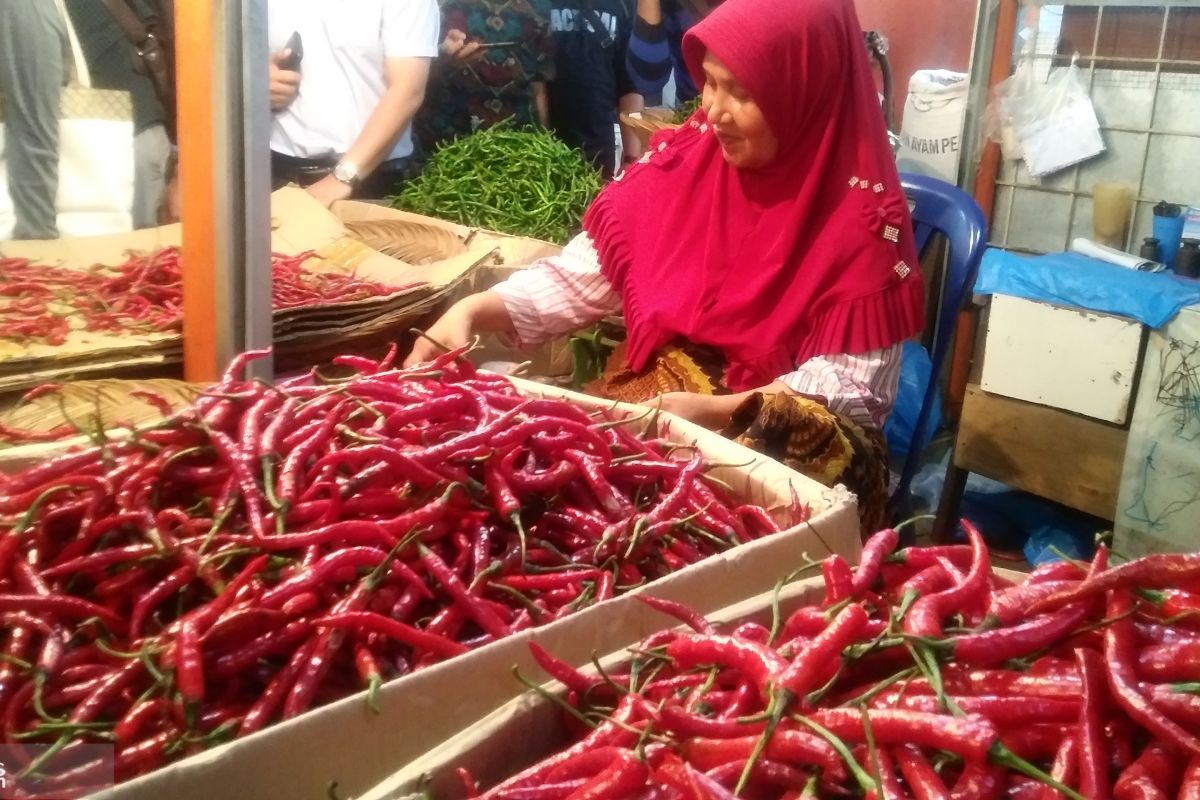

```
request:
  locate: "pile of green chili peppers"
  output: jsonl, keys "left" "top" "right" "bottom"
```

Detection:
{"left": 673, "top": 96, "right": 703, "bottom": 123}
{"left": 392, "top": 124, "right": 603, "bottom": 245}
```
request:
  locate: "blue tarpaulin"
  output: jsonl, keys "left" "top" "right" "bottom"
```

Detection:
{"left": 975, "top": 249, "right": 1200, "bottom": 328}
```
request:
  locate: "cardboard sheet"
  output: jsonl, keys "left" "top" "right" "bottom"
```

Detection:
{"left": 0, "top": 191, "right": 495, "bottom": 386}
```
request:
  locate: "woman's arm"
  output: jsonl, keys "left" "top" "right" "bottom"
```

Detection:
{"left": 404, "top": 233, "right": 623, "bottom": 366}
{"left": 646, "top": 346, "right": 904, "bottom": 431}
{"left": 625, "top": 0, "right": 674, "bottom": 101}
{"left": 777, "top": 348, "right": 903, "bottom": 430}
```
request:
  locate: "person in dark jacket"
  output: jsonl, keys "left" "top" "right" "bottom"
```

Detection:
{"left": 548, "top": 0, "right": 643, "bottom": 176}
{"left": 625, "top": 0, "right": 719, "bottom": 105}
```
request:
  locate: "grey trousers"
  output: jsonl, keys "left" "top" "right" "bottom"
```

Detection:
{"left": 133, "top": 124, "right": 171, "bottom": 229}
{"left": 0, "top": 0, "right": 67, "bottom": 240}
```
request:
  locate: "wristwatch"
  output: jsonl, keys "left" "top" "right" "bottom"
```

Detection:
{"left": 332, "top": 160, "right": 361, "bottom": 188}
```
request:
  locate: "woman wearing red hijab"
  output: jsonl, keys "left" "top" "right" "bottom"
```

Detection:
{"left": 406, "top": 0, "right": 923, "bottom": 530}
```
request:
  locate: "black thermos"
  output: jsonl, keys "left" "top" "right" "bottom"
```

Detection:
{"left": 1177, "top": 239, "right": 1200, "bottom": 279}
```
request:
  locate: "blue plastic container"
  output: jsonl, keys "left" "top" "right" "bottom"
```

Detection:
{"left": 1153, "top": 202, "right": 1186, "bottom": 269}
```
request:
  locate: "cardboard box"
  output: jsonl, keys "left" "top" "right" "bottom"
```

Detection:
{"left": 359, "top": 576, "right": 832, "bottom": 800}
{"left": 83, "top": 380, "right": 859, "bottom": 800}
{"left": 981, "top": 293, "right": 1146, "bottom": 425}
{"left": 361, "top": 566, "right": 1030, "bottom": 800}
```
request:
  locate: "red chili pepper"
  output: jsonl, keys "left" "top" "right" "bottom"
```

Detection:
{"left": 129, "top": 565, "right": 195, "bottom": 638}
{"left": 1027, "top": 735, "right": 1077, "bottom": 800}
{"left": 1029, "top": 553, "right": 1200, "bottom": 616}
{"left": 950, "top": 601, "right": 1092, "bottom": 665}
{"left": 1074, "top": 648, "right": 1110, "bottom": 800}
{"left": 903, "top": 522, "right": 990, "bottom": 638}
{"left": 821, "top": 554, "right": 854, "bottom": 608}
{"left": 862, "top": 746, "right": 907, "bottom": 800}
{"left": 777, "top": 603, "right": 869, "bottom": 698}
{"left": 0, "top": 593, "right": 127, "bottom": 635}
{"left": 666, "top": 634, "right": 788, "bottom": 700}
{"left": 948, "top": 763, "right": 1003, "bottom": 800}
{"left": 1113, "top": 740, "right": 1179, "bottom": 800}
{"left": 870, "top": 693, "right": 1080, "bottom": 727}
{"left": 1181, "top": 756, "right": 1200, "bottom": 800}
{"left": 886, "top": 544, "right": 973, "bottom": 570}
{"left": 986, "top": 580, "right": 1080, "bottom": 626}
{"left": 175, "top": 617, "right": 206, "bottom": 711}
{"left": 894, "top": 744, "right": 949, "bottom": 800}
{"left": 1105, "top": 587, "right": 1200, "bottom": 758}
{"left": 313, "top": 612, "right": 469, "bottom": 659}
{"left": 560, "top": 749, "right": 648, "bottom": 800}
{"left": 707, "top": 758, "right": 811, "bottom": 792}
{"left": 807, "top": 708, "right": 997, "bottom": 763}
{"left": 418, "top": 543, "right": 511, "bottom": 639}
{"left": 681, "top": 729, "right": 845, "bottom": 780}
{"left": 239, "top": 639, "right": 314, "bottom": 736}
{"left": 896, "top": 668, "right": 1081, "bottom": 700}
{"left": 116, "top": 728, "right": 177, "bottom": 781}
{"left": 636, "top": 596, "right": 716, "bottom": 634}
{"left": 852, "top": 528, "right": 900, "bottom": 596}
{"left": 1138, "top": 641, "right": 1200, "bottom": 683}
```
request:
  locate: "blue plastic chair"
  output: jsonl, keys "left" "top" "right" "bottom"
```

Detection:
{"left": 890, "top": 173, "right": 988, "bottom": 520}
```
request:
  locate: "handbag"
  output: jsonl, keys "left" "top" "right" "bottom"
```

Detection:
{"left": 0, "top": 0, "right": 136, "bottom": 239}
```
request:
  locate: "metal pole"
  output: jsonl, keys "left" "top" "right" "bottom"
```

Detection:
{"left": 179, "top": 0, "right": 272, "bottom": 382}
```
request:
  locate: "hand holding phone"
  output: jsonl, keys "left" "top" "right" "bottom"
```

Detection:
{"left": 279, "top": 31, "right": 304, "bottom": 71}
{"left": 270, "top": 32, "right": 303, "bottom": 111}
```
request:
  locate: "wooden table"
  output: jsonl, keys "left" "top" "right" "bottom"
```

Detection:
{"left": 932, "top": 382, "right": 1130, "bottom": 541}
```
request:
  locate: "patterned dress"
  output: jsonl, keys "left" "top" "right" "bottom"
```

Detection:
{"left": 415, "top": 0, "right": 555, "bottom": 155}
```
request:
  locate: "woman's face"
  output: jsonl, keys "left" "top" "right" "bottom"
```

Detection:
{"left": 700, "top": 53, "right": 778, "bottom": 170}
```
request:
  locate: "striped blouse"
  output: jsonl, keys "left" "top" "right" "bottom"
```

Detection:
{"left": 492, "top": 232, "right": 903, "bottom": 430}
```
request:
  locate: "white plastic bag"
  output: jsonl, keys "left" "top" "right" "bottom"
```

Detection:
{"left": 985, "top": 57, "right": 1036, "bottom": 161}
{"left": 985, "top": 55, "right": 1105, "bottom": 178}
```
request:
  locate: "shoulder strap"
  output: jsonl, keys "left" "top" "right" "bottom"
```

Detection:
{"left": 100, "top": 0, "right": 154, "bottom": 47}
{"left": 579, "top": 0, "right": 615, "bottom": 48}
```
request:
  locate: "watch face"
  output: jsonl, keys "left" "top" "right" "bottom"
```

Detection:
{"left": 334, "top": 162, "right": 358, "bottom": 184}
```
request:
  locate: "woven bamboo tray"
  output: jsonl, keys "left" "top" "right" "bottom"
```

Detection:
{"left": 620, "top": 108, "right": 681, "bottom": 150}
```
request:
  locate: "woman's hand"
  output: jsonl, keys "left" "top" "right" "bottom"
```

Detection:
{"left": 403, "top": 301, "right": 477, "bottom": 368}
{"left": 269, "top": 50, "right": 302, "bottom": 111}
{"left": 643, "top": 392, "right": 741, "bottom": 430}
{"left": 440, "top": 29, "right": 484, "bottom": 65}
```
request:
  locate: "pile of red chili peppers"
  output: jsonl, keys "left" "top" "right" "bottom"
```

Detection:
{"left": 0, "top": 345, "right": 785, "bottom": 791}
{"left": 456, "top": 527, "right": 1200, "bottom": 799}
{"left": 0, "top": 248, "right": 424, "bottom": 346}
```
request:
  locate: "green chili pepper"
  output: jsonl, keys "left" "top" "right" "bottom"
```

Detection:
{"left": 393, "top": 121, "right": 603, "bottom": 244}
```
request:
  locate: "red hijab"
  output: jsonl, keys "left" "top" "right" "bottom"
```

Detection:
{"left": 582, "top": 0, "right": 924, "bottom": 391}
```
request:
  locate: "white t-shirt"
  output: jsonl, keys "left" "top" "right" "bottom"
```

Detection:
{"left": 268, "top": 0, "right": 440, "bottom": 162}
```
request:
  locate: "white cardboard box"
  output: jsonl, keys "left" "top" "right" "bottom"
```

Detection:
{"left": 981, "top": 293, "right": 1146, "bottom": 424}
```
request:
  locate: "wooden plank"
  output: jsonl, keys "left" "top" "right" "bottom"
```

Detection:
{"left": 954, "top": 383, "right": 1128, "bottom": 520}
